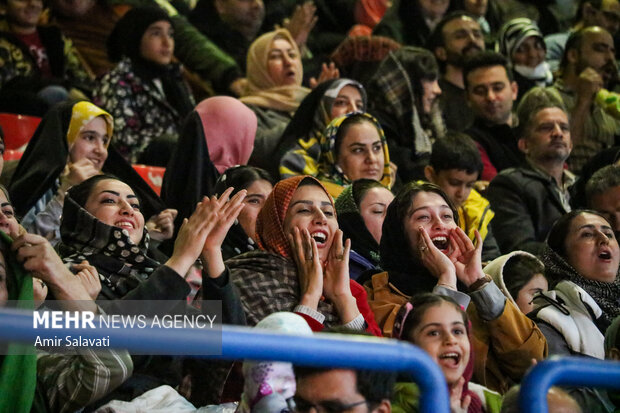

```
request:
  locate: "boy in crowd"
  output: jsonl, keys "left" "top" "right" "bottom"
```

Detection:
{"left": 424, "top": 132, "right": 500, "bottom": 261}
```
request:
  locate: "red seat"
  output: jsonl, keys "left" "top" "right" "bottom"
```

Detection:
{"left": 133, "top": 164, "right": 165, "bottom": 196}
{"left": 0, "top": 113, "right": 41, "bottom": 150}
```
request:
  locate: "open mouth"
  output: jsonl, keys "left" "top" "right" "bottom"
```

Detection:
{"left": 599, "top": 250, "right": 612, "bottom": 260}
{"left": 310, "top": 231, "right": 327, "bottom": 246}
{"left": 431, "top": 236, "right": 449, "bottom": 251}
{"left": 438, "top": 352, "right": 461, "bottom": 367}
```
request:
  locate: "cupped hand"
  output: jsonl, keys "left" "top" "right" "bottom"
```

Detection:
{"left": 323, "top": 229, "right": 352, "bottom": 302}
{"left": 449, "top": 228, "right": 485, "bottom": 288}
{"left": 289, "top": 227, "right": 322, "bottom": 309}
{"left": 418, "top": 226, "right": 457, "bottom": 289}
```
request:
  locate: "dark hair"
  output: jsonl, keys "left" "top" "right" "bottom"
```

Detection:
{"left": 503, "top": 253, "right": 546, "bottom": 301}
{"left": 427, "top": 11, "right": 478, "bottom": 52}
{"left": 334, "top": 113, "right": 382, "bottom": 158}
{"left": 351, "top": 179, "right": 389, "bottom": 208}
{"left": 67, "top": 174, "right": 132, "bottom": 209}
{"left": 559, "top": 28, "right": 589, "bottom": 72}
{"left": 293, "top": 329, "right": 396, "bottom": 407}
{"left": 586, "top": 164, "right": 620, "bottom": 206}
{"left": 430, "top": 132, "right": 483, "bottom": 175}
{"left": 575, "top": 0, "right": 603, "bottom": 24}
{"left": 515, "top": 87, "right": 567, "bottom": 140}
{"left": 214, "top": 165, "right": 274, "bottom": 197}
{"left": 391, "top": 181, "right": 459, "bottom": 228}
{"left": 398, "top": 293, "right": 469, "bottom": 343}
{"left": 463, "top": 51, "right": 513, "bottom": 91}
{"left": 546, "top": 209, "right": 609, "bottom": 258}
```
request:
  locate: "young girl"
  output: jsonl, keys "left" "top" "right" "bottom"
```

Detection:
{"left": 391, "top": 293, "right": 502, "bottom": 413}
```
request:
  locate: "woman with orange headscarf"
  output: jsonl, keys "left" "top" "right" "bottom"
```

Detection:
{"left": 203, "top": 175, "right": 380, "bottom": 334}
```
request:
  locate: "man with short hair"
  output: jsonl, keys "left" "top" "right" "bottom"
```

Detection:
{"left": 189, "top": 0, "right": 265, "bottom": 72}
{"left": 486, "top": 87, "right": 574, "bottom": 256}
{"left": 586, "top": 164, "right": 620, "bottom": 236}
{"left": 548, "top": 26, "right": 620, "bottom": 172}
{"left": 462, "top": 51, "right": 524, "bottom": 181}
{"left": 293, "top": 366, "right": 394, "bottom": 413}
{"left": 428, "top": 12, "right": 485, "bottom": 131}
{"left": 545, "top": 0, "right": 620, "bottom": 70}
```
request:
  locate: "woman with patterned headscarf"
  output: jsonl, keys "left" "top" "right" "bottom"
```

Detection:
{"left": 9, "top": 100, "right": 167, "bottom": 246}
{"left": 316, "top": 112, "right": 392, "bottom": 198}
{"left": 497, "top": 18, "right": 553, "bottom": 100}
{"left": 277, "top": 78, "right": 367, "bottom": 180}
{"left": 220, "top": 175, "right": 381, "bottom": 334}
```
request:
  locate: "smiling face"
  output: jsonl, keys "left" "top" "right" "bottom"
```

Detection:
{"left": 405, "top": 191, "right": 457, "bottom": 258}
{"left": 512, "top": 36, "right": 546, "bottom": 68}
{"left": 0, "top": 190, "right": 19, "bottom": 236}
{"left": 140, "top": 20, "right": 174, "bottom": 66}
{"left": 84, "top": 179, "right": 145, "bottom": 244}
{"left": 336, "top": 120, "right": 385, "bottom": 182}
{"left": 466, "top": 65, "right": 517, "bottom": 125}
{"left": 359, "top": 186, "right": 394, "bottom": 244}
{"left": 266, "top": 37, "right": 301, "bottom": 87}
{"left": 409, "top": 302, "right": 470, "bottom": 386}
{"left": 330, "top": 85, "right": 364, "bottom": 120}
{"left": 282, "top": 184, "right": 338, "bottom": 263}
{"left": 564, "top": 212, "right": 620, "bottom": 283}
{"left": 237, "top": 179, "right": 273, "bottom": 240}
{"left": 68, "top": 116, "right": 109, "bottom": 171}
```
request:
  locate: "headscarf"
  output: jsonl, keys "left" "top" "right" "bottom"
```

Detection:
{"left": 543, "top": 247, "right": 620, "bottom": 332}
{"left": 240, "top": 29, "right": 310, "bottom": 113}
{"left": 237, "top": 312, "right": 313, "bottom": 413}
{"left": 334, "top": 183, "right": 381, "bottom": 267}
{"left": 57, "top": 188, "right": 160, "bottom": 299}
{"left": 277, "top": 78, "right": 367, "bottom": 175}
{"left": 317, "top": 112, "right": 392, "bottom": 189}
{"left": 496, "top": 18, "right": 553, "bottom": 85}
{"left": 161, "top": 97, "right": 257, "bottom": 243}
{"left": 366, "top": 46, "right": 445, "bottom": 158}
{"left": 255, "top": 175, "right": 333, "bottom": 259}
{"left": 484, "top": 251, "right": 543, "bottom": 305}
{"left": 0, "top": 232, "right": 37, "bottom": 413}
{"left": 106, "top": 6, "right": 195, "bottom": 118}
{"left": 9, "top": 100, "right": 165, "bottom": 220}
{"left": 65, "top": 101, "right": 113, "bottom": 148}
{"left": 196, "top": 97, "right": 256, "bottom": 174}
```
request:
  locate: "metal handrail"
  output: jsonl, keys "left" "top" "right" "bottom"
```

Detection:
{"left": 519, "top": 357, "right": 620, "bottom": 412}
{"left": 0, "top": 308, "right": 450, "bottom": 412}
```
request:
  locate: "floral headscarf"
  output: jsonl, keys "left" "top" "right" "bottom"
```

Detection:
{"left": 65, "top": 101, "right": 113, "bottom": 148}
{"left": 317, "top": 112, "right": 392, "bottom": 188}
{"left": 240, "top": 29, "right": 310, "bottom": 113}
{"left": 255, "top": 175, "right": 335, "bottom": 259}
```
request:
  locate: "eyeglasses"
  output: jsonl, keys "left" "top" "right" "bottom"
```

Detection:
{"left": 289, "top": 395, "right": 370, "bottom": 413}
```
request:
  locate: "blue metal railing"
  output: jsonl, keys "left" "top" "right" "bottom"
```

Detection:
{"left": 0, "top": 308, "right": 450, "bottom": 413}
{"left": 520, "top": 357, "right": 620, "bottom": 412}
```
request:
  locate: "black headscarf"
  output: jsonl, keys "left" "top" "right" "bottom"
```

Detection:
{"left": 107, "top": 6, "right": 194, "bottom": 118}
{"left": 334, "top": 182, "right": 382, "bottom": 268}
{"left": 8, "top": 100, "right": 165, "bottom": 220}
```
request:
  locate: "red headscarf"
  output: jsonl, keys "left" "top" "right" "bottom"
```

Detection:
{"left": 255, "top": 176, "right": 334, "bottom": 259}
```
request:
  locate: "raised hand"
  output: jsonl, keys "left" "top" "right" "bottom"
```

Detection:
{"left": 449, "top": 228, "right": 485, "bottom": 288}
{"left": 71, "top": 260, "right": 101, "bottom": 300}
{"left": 419, "top": 226, "right": 457, "bottom": 289}
{"left": 323, "top": 229, "right": 359, "bottom": 324}
{"left": 284, "top": 1, "right": 318, "bottom": 50}
{"left": 59, "top": 158, "right": 101, "bottom": 193}
{"left": 450, "top": 377, "right": 471, "bottom": 413}
{"left": 146, "top": 208, "right": 178, "bottom": 242}
{"left": 309, "top": 62, "right": 340, "bottom": 89}
{"left": 289, "top": 227, "right": 322, "bottom": 310}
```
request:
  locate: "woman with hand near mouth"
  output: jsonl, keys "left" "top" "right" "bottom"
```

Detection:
{"left": 9, "top": 100, "right": 173, "bottom": 248}
{"left": 315, "top": 112, "right": 392, "bottom": 198}
{"left": 390, "top": 293, "right": 502, "bottom": 413}
{"left": 362, "top": 181, "right": 547, "bottom": 393}
{"left": 93, "top": 6, "right": 195, "bottom": 165}
{"left": 223, "top": 175, "right": 381, "bottom": 334}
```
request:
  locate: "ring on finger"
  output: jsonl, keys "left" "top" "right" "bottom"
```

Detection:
{"left": 419, "top": 245, "right": 427, "bottom": 252}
